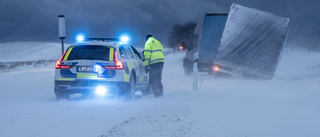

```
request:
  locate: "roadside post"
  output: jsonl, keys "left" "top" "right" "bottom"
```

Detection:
{"left": 193, "top": 52, "right": 199, "bottom": 91}
{"left": 58, "top": 15, "right": 66, "bottom": 55}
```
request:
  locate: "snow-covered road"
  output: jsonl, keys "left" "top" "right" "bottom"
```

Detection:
{"left": 1, "top": 52, "right": 320, "bottom": 137}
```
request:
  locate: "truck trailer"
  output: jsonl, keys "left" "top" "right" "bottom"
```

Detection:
{"left": 183, "top": 3, "right": 290, "bottom": 79}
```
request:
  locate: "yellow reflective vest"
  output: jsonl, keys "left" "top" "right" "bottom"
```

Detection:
{"left": 144, "top": 37, "right": 164, "bottom": 66}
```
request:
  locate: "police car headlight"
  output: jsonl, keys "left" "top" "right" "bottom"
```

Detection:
{"left": 95, "top": 86, "right": 108, "bottom": 96}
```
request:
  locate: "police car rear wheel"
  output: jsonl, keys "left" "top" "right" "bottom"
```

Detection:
{"left": 55, "top": 88, "right": 70, "bottom": 101}
{"left": 125, "top": 75, "right": 136, "bottom": 101}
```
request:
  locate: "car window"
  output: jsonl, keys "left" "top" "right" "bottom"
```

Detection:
{"left": 119, "top": 46, "right": 128, "bottom": 59}
{"left": 130, "top": 45, "right": 142, "bottom": 59}
{"left": 125, "top": 46, "right": 134, "bottom": 59}
{"left": 65, "top": 45, "right": 112, "bottom": 61}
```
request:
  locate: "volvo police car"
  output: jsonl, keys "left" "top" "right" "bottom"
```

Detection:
{"left": 54, "top": 38, "right": 149, "bottom": 100}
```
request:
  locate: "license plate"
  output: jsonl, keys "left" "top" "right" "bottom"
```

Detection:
{"left": 77, "top": 66, "right": 97, "bottom": 72}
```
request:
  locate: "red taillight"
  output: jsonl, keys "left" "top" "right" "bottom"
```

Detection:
{"left": 55, "top": 60, "right": 72, "bottom": 69}
{"left": 104, "top": 66, "right": 116, "bottom": 69}
{"left": 55, "top": 60, "right": 61, "bottom": 69}
{"left": 56, "top": 50, "right": 68, "bottom": 69}
{"left": 116, "top": 61, "right": 123, "bottom": 69}
{"left": 60, "top": 65, "right": 72, "bottom": 69}
{"left": 114, "top": 51, "right": 123, "bottom": 69}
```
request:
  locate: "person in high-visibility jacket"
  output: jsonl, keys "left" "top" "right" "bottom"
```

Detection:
{"left": 144, "top": 34, "right": 164, "bottom": 97}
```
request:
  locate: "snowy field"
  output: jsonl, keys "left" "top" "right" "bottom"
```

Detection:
{"left": 0, "top": 42, "right": 65, "bottom": 62}
{"left": 1, "top": 43, "right": 320, "bottom": 137}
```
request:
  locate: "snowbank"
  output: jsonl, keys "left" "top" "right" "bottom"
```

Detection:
{"left": 0, "top": 42, "right": 65, "bottom": 62}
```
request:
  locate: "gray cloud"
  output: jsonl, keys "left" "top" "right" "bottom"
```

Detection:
{"left": 0, "top": 0, "right": 319, "bottom": 47}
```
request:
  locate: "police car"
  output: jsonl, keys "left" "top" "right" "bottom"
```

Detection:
{"left": 54, "top": 38, "right": 149, "bottom": 100}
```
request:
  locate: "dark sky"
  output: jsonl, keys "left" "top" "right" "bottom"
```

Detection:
{"left": 1, "top": 0, "right": 319, "bottom": 47}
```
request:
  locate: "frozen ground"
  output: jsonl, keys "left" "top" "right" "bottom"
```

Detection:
{"left": 0, "top": 43, "right": 320, "bottom": 137}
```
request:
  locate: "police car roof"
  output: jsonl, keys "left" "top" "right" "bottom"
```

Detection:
{"left": 73, "top": 39, "right": 126, "bottom": 48}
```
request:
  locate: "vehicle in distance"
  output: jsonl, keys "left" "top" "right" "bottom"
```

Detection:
{"left": 54, "top": 38, "right": 149, "bottom": 100}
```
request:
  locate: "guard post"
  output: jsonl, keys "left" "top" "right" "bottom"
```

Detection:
{"left": 58, "top": 15, "right": 66, "bottom": 55}
{"left": 193, "top": 52, "right": 199, "bottom": 91}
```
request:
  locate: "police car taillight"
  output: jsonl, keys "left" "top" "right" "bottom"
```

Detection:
{"left": 55, "top": 60, "right": 72, "bottom": 69}
{"left": 114, "top": 51, "right": 123, "bottom": 69}
{"left": 55, "top": 50, "right": 71, "bottom": 69}
{"left": 56, "top": 50, "right": 67, "bottom": 69}
{"left": 55, "top": 60, "right": 62, "bottom": 69}
{"left": 104, "top": 66, "right": 116, "bottom": 69}
{"left": 60, "top": 65, "right": 72, "bottom": 69}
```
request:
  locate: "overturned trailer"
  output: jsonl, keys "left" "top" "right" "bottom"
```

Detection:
{"left": 214, "top": 4, "right": 290, "bottom": 79}
{"left": 183, "top": 3, "right": 290, "bottom": 79}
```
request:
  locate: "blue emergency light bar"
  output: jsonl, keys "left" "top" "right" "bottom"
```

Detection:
{"left": 85, "top": 38, "right": 119, "bottom": 42}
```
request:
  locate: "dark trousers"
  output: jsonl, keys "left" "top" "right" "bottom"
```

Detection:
{"left": 149, "top": 62, "right": 164, "bottom": 97}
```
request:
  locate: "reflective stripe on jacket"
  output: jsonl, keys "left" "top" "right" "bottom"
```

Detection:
{"left": 144, "top": 37, "right": 164, "bottom": 66}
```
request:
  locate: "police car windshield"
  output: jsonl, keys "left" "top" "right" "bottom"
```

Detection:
{"left": 66, "top": 45, "right": 112, "bottom": 61}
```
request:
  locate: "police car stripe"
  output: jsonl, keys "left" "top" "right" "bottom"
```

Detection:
{"left": 123, "top": 62, "right": 133, "bottom": 82}
{"left": 58, "top": 79, "right": 75, "bottom": 81}
{"left": 63, "top": 47, "right": 73, "bottom": 61}
{"left": 109, "top": 48, "right": 114, "bottom": 61}
{"left": 77, "top": 73, "right": 97, "bottom": 78}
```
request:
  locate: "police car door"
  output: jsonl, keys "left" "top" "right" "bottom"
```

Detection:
{"left": 127, "top": 45, "right": 148, "bottom": 86}
{"left": 124, "top": 45, "right": 139, "bottom": 81}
